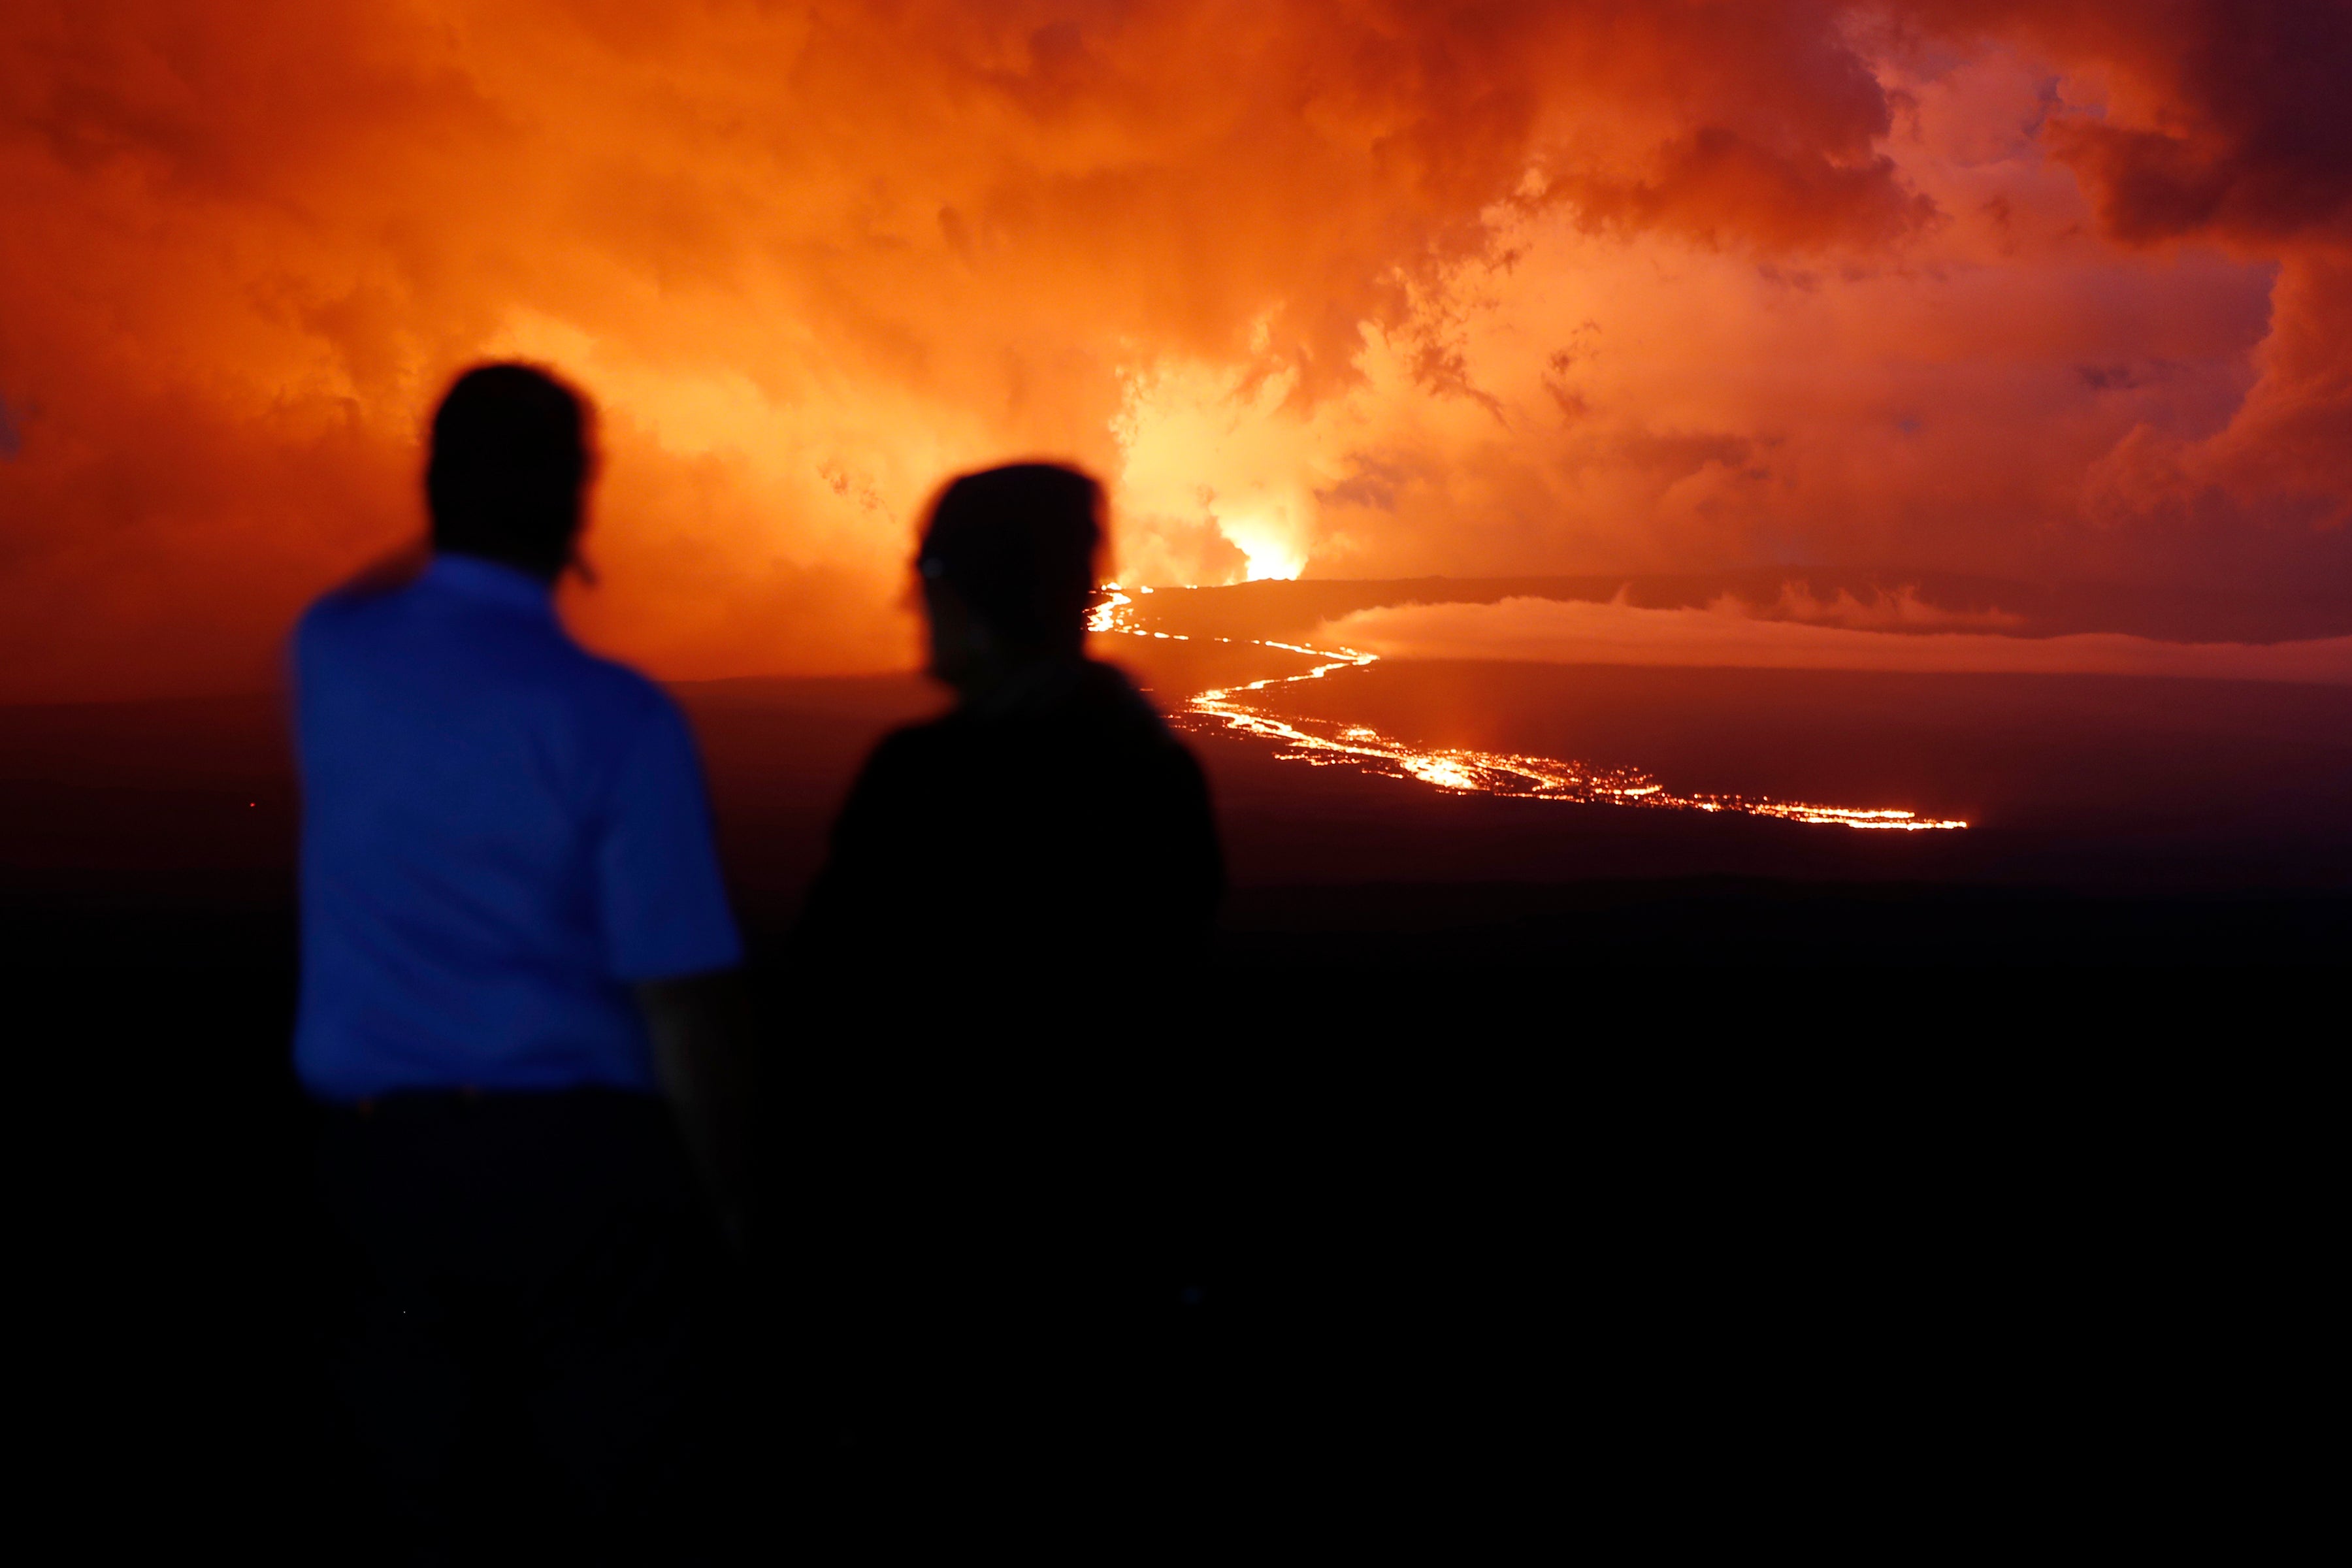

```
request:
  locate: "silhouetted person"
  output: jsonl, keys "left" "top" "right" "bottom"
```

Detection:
{"left": 292, "top": 364, "right": 744, "bottom": 1562}
{"left": 804, "top": 463, "right": 1221, "bottom": 953}
{"left": 794, "top": 463, "right": 1222, "bottom": 1486}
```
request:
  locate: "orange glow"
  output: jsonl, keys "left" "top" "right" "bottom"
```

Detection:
{"left": 1098, "top": 597, "right": 1967, "bottom": 830}
{"left": 1, "top": 4, "right": 2344, "bottom": 702}
{"left": 1322, "top": 595, "right": 2352, "bottom": 686}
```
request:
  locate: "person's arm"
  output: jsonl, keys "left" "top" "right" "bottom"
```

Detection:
{"left": 595, "top": 691, "right": 752, "bottom": 1243}
{"left": 638, "top": 968, "right": 755, "bottom": 1250}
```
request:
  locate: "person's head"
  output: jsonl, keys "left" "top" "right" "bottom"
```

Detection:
{"left": 917, "top": 463, "right": 1103, "bottom": 691}
{"left": 426, "top": 363, "right": 593, "bottom": 581}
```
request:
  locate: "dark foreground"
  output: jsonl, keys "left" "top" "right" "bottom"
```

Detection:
{"left": 5, "top": 679, "right": 2341, "bottom": 1554}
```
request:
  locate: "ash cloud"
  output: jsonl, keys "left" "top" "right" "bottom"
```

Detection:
{"left": 0, "top": 1, "right": 2345, "bottom": 700}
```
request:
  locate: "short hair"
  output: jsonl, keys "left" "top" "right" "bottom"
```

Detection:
{"left": 426, "top": 363, "right": 590, "bottom": 577}
{"left": 917, "top": 463, "right": 1103, "bottom": 656}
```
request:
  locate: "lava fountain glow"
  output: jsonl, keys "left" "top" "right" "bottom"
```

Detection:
{"left": 1091, "top": 591, "right": 1968, "bottom": 831}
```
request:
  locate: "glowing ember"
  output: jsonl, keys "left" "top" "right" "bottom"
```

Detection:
{"left": 1085, "top": 590, "right": 1134, "bottom": 632}
{"left": 1098, "top": 593, "right": 1967, "bottom": 831}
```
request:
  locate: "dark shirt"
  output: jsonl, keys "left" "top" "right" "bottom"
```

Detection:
{"left": 803, "top": 659, "right": 1222, "bottom": 962}
{"left": 792, "top": 656, "right": 1219, "bottom": 1430}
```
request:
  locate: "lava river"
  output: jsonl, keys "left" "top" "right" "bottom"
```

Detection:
{"left": 1090, "top": 589, "right": 1968, "bottom": 832}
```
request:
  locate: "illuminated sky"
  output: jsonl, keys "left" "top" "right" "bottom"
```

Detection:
{"left": 2, "top": 1, "right": 2346, "bottom": 700}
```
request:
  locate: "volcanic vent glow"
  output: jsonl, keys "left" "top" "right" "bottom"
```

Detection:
{"left": 1090, "top": 591, "right": 1967, "bottom": 831}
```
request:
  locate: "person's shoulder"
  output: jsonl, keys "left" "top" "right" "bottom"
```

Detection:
{"left": 570, "top": 647, "right": 664, "bottom": 705}
{"left": 836, "top": 712, "right": 977, "bottom": 811}
{"left": 293, "top": 592, "right": 351, "bottom": 652}
{"left": 564, "top": 651, "right": 688, "bottom": 741}
{"left": 864, "top": 711, "right": 964, "bottom": 774}
{"left": 1084, "top": 664, "right": 1211, "bottom": 794}
{"left": 295, "top": 574, "right": 410, "bottom": 663}
{"left": 819, "top": 714, "right": 962, "bottom": 852}
{"left": 300, "top": 547, "right": 432, "bottom": 627}
{"left": 1071, "top": 660, "right": 1190, "bottom": 748}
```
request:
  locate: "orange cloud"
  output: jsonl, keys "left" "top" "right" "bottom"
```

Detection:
{"left": 0, "top": 2, "right": 2344, "bottom": 700}
{"left": 1763, "top": 583, "right": 2023, "bottom": 630}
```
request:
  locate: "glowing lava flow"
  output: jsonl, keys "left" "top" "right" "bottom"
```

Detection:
{"left": 1090, "top": 591, "right": 1967, "bottom": 831}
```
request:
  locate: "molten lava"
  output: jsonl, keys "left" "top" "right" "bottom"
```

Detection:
{"left": 1091, "top": 591, "right": 1967, "bottom": 831}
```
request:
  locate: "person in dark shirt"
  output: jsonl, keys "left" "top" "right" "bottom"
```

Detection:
{"left": 802, "top": 462, "right": 1221, "bottom": 956}
{"left": 793, "top": 463, "right": 1224, "bottom": 1483}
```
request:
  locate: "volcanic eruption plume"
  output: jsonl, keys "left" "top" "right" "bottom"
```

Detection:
{"left": 3, "top": 1, "right": 2346, "bottom": 700}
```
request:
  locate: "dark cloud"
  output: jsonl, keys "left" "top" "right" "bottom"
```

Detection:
{"left": 2038, "top": 1, "right": 2352, "bottom": 245}
{"left": 1897, "top": 2, "right": 2351, "bottom": 559}
{"left": 1563, "top": 125, "right": 1936, "bottom": 252}
{"left": 1619, "top": 430, "right": 1768, "bottom": 483}
{"left": 2075, "top": 361, "right": 2177, "bottom": 392}
{"left": 1316, "top": 454, "right": 1411, "bottom": 513}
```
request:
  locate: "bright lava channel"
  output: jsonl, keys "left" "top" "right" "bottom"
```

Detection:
{"left": 1089, "top": 590, "right": 1967, "bottom": 831}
